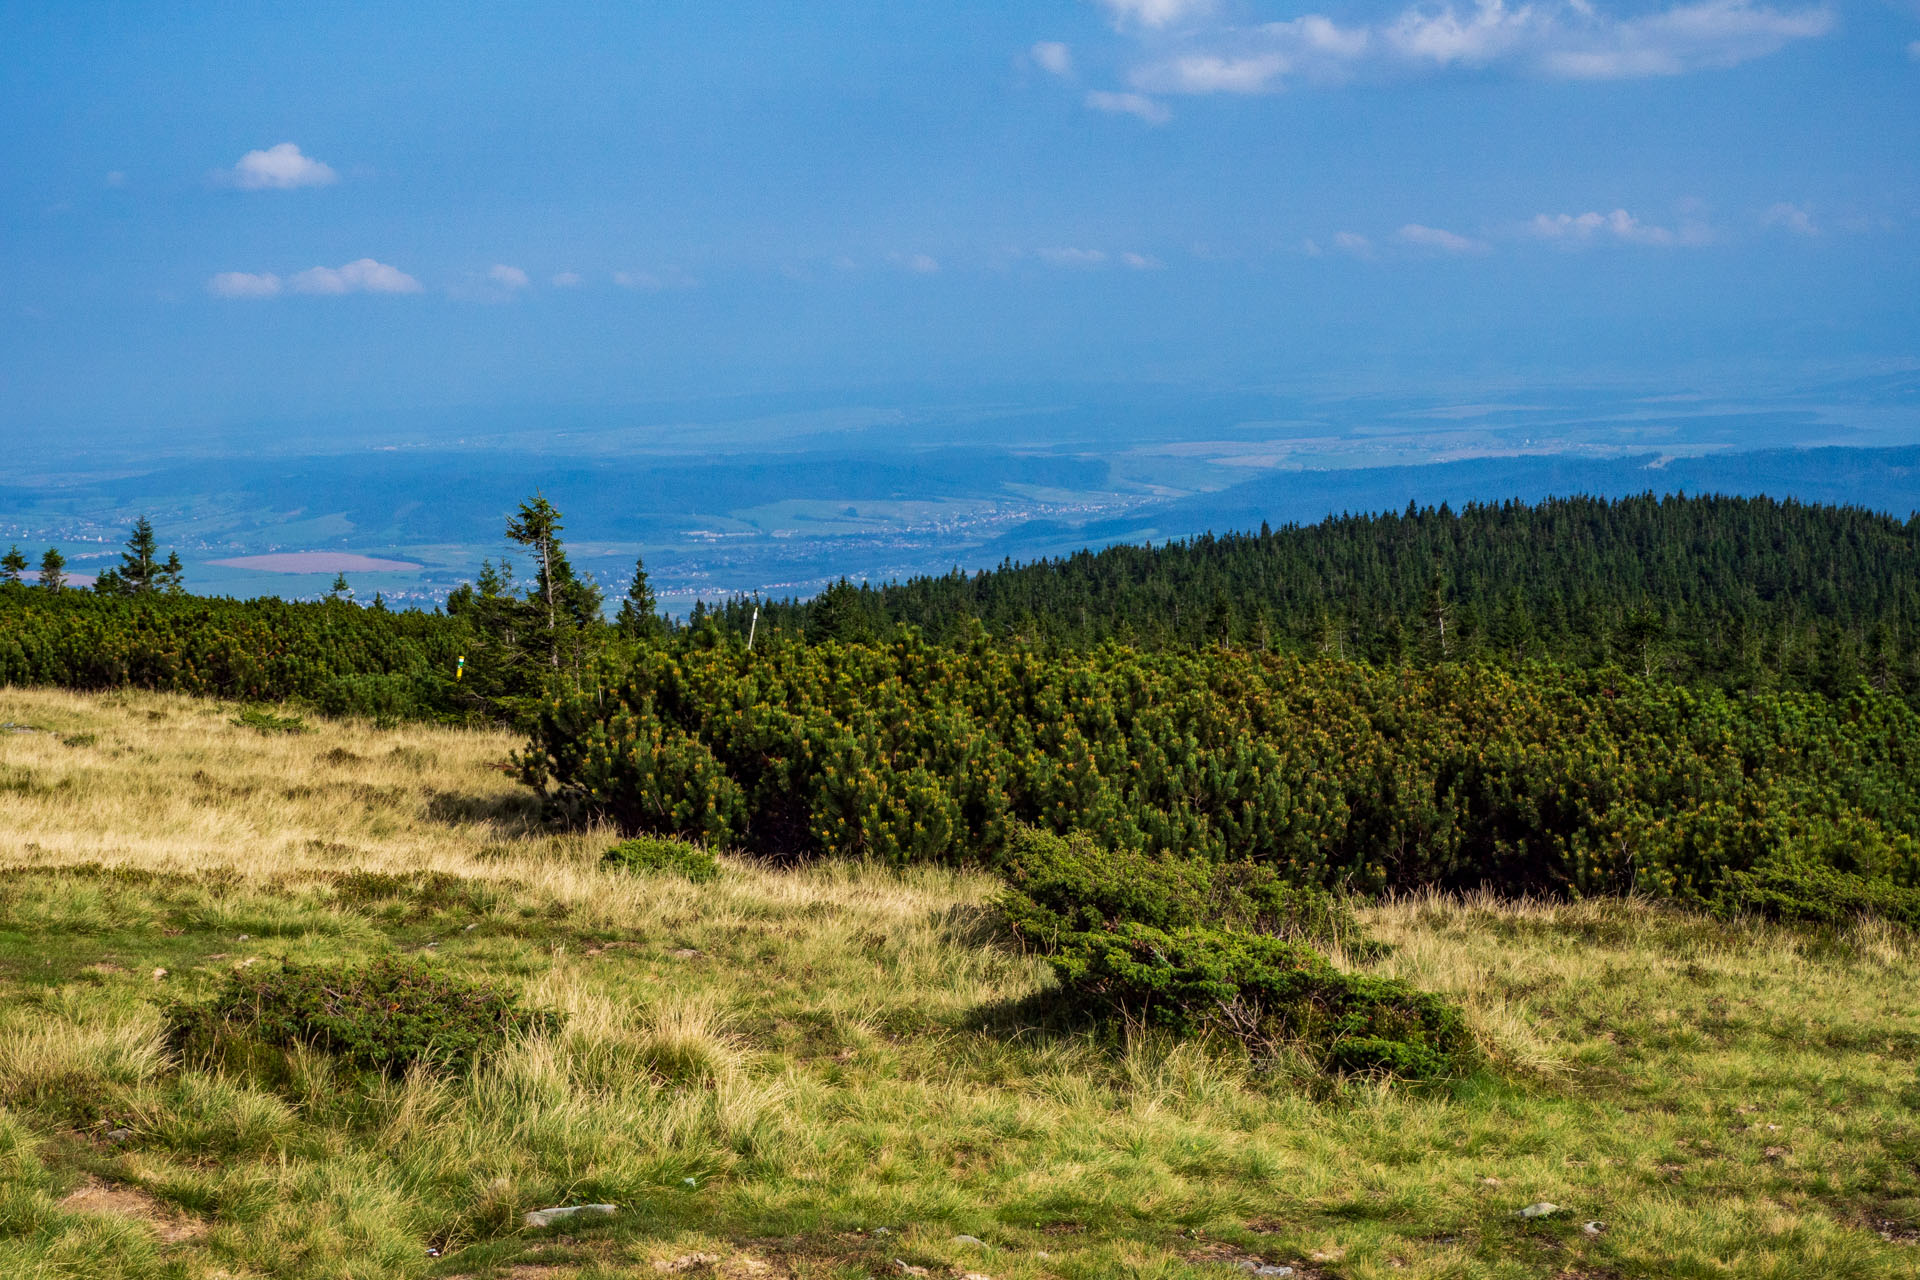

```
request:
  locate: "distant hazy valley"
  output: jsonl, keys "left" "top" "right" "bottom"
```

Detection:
{"left": 6, "top": 369, "right": 1918, "bottom": 612}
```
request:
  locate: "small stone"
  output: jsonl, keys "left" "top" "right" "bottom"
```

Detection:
{"left": 522, "top": 1203, "right": 617, "bottom": 1229}
{"left": 683, "top": 1176, "right": 698, "bottom": 1187}
{"left": 236, "top": 934, "right": 250, "bottom": 941}
{"left": 1480, "top": 1176, "right": 1501, "bottom": 1187}
{"left": 106, "top": 1127, "right": 133, "bottom": 1143}
{"left": 1764, "top": 1146, "right": 1788, "bottom": 1161}
{"left": 1583, "top": 1221, "right": 1606, "bottom": 1236}
{"left": 151, "top": 967, "right": 168, "bottom": 981}
{"left": 892, "top": 1262, "right": 929, "bottom": 1277}
{"left": 1514, "top": 1202, "right": 1561, "bottom": 1219}
{"left": 951, "top": 1234, "right": 987, "bottom": 1247}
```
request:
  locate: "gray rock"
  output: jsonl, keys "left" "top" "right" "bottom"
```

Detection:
{"left": 1225, "top": 1264, "right": 1293, "bottom": 1276}
{"left": 105, "top": 1128, "right": 133, "bottom": 1143}
{"left": 1514, "top": 1202, "right": 1561, "bottom": 1219}
{"left": 522, "top": 1203, "right": 617, "bottom": 1229}
{"left": 951, "top": 1234, "right": 988, "bottom": 1247}
{"left": 1583, "top": 1221, "right": 1606, "bottom": 1236}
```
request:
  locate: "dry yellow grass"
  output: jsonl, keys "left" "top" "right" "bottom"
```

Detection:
{"left": 3, "top": 684, "right": 1919, "bottom": 1279}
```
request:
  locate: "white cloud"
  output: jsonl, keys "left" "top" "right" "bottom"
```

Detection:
{"left": 1032, "top": 41, "right": 1073, "bottom": 76}
{"left": 207, "top": 271, "right": 282, "bottom": 299}
{"left": 1333, "top": 231, "right": 1375, "bottom": 257}
{"left": 1098, "top": 0, "right": 1215, "bottom": 29}
{"left": 289, "top": 258, "right": 422, "bottom": 294}
{"left": 1085, "top": 89, "right": 1172, "bottom": 122}
{"left": 1539, "top": 0, "right": 1834, "bottom": 78}
{"left": 1528, "top": 207, "right": 1705, "bottom": 245}
{"left": 551, "top": 271, "right": 583, "bottom": 287}
{"left": 1398, "top": 223, "right": 1491, "bottom": 253}
{"left": 1154, "top": 52, "right": 1291, "bottom": 92}
{"left": 1037, "top": 247, "right": 1109, "bottom": 267}
{"left": 1120, "top": 251, "right": 1164, "bottom": 269}
{"left": 1388, "top": 0, "right": 1535, "bottom": 66}
{"left": 1110, "top": 0, "right": 1831, "bottom": 96}
{"left": 229, "top": 142, "right": 337, "bottom": 190}
{"left": 1762, "top": 201, "right": 1818, "bottom": 236}
{"left": 489, "top": 264, "right": 531, "bottom": 289}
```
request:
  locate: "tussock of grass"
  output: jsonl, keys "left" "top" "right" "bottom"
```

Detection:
{"left": 1, "top": 685, "right": 1918, "bottom": 1277}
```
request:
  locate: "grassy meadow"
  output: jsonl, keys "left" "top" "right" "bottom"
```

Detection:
{"left": 0, "top": 685, "right": 1917, "bottom": 1278}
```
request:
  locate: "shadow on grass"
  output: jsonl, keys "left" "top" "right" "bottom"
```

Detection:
{"left": 423, "top": 788, "right": 545, "bottom": 837}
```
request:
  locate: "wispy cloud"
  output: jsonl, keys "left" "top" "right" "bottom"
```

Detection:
{"left": 1398, "top": 223, "right": 1491, "bottom": 254}
{"left": 227, "top": 142, "right": 337, "bottom": 190}
{"left": 489, "top": 264, "right": 531, "bottom": 289}
{"left": 289, "top": 258, "right": 422, "bottom": 294}
{"left": 1098, "top": 0, "right": 1216, "bottom": 30}
{"left": 551, "top": 271, "right": 583, "bottom": 287}
{"left": 1085, "top": 88, "right": 1172, "bottom": 122}
{"left": 1121, "top": 251, "right": 1165, "bottom": 269}
{"left": 1036, "top": 246, "right": 1109, "bottom": 267}
{"left": 1031, "top": 41, "right": 1074, "bottom": 76}
{"left": 1112, "top": 0, "right": 1831, "bottom": 96}
{"left": 1528, "top": 207, "right": 1707, "bottom": 246}
{"left": 886, "top": 252, "right": 941, "bottom": 275}
{"left": 1333, "top": 231, "right": 1375, "bottom": 258}
{"left": 207, "top": 271, "right": 282, "bottom": 299}
{"left": 1761, "top": 201, "right": 1818, "bottom": 236}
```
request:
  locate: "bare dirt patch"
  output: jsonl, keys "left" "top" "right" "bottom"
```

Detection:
{"left": 59, "top": 1175, "right": 205, "bottom": 1243}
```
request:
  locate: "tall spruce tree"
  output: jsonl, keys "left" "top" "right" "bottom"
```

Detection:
{"left": 36, "top": 548, "right": 65, "bottom": 592}
{"left": 0, "top": 546, "right": 26, "bottom": 585}
{"left": 503, "top": 495, "right": 602, "bottom": 671}
{"left": 96, "top": 516, "right": 183, "bottom": 595}
{"left": 615, "top": 553, "right": 662, "bottom": 639}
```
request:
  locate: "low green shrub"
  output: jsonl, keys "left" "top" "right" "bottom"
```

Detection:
{"left": 998, "top": 829, "right": 1464, "bottom": 1079}
{"left": 231, "top": 706, "right": 307, "bottom": 735}
{"left": 998, "top": 827, "right": 1374, "bottom": 953}
{"left": 603, "top": 835, "right": 720, "bottom": 883}
{"left": 166, "top": 957, "right": 560, "bottom": 1076}
{"left": 1712, "top": 856, "right": 1920, "bottom": 931}
{"left": 1043, "top": 920, "right": 1470, "bottom": 1079}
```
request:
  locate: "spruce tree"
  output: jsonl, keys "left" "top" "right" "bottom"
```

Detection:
{"left": 504, "top": 496, "right": 602, "bottom": 669}
{"left": 0, "top": 545, "right": 26, "bottom": 585}
{"left": 615, "top": 553, "right": 661, "bottom": 639}
{"left": 99, "top": 517, "right": 184, "bottom": 595}
{"left": 328, "top": 573, "right": 352, "bottom": 602}
{"left": 36, "top": 547, "right": 65, "bottom": 592}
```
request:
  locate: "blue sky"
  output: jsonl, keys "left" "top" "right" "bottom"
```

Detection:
{"left": 4, "top": 0, "right": 1918, "bottom": 443}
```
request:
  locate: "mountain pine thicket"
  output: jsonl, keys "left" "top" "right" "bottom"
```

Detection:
{"left": 720, "top": 493, "right": 1920, "bottom": 699}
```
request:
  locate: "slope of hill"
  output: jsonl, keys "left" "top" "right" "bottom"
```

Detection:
{"left": 1, "top": 687, "right": 1916, "bottom": 1278}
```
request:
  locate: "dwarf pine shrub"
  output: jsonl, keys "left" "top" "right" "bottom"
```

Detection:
{"left": 166, "top": 957, "right": 560, "bottom": 1076}
{"left": 603, "top": 835, "right": 721, "bottom": 882}
{"left": 998, "top": 829, "right": 1465, "bottom": 1078}
{"left": 1040, "top": 920, "right": 1471, "bottom": 1079}
{"left": 1712, "top": 855, "right": 1920, "bottom": 931}
{"left": 997, "top": 827, "right": 1375, "bottom": 952}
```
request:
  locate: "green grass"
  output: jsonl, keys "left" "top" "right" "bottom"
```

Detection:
{"left": 1, "top": 686, "right": 1918, "bottom": 1278}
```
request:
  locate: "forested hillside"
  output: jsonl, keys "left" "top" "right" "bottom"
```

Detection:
{"left": 729, "top": 493, "right": 1920, "bottom": 697}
